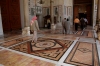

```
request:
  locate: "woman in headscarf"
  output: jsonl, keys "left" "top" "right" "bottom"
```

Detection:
{"left": 30, "top": 16, "right": 39, "bottom": 43}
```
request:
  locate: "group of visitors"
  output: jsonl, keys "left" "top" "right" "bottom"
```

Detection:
{"left": 62, "top": 18, "right": 70, "bottom": 34}
{"left": 62, "top": 16, "right": 88, "bottom": 34}
{"left": 30, "top": 16, "right": 88, "bottom": 43}
{"left": 74, "top": 16, "right": 88, "bottom": 31}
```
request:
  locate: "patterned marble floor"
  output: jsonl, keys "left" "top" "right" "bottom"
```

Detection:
{"left": 0, "top": 26, "right": 100, "bottom": 66}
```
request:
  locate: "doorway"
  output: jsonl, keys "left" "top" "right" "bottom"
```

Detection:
{"left": 79, "top": 13, "right": 87, "bottom": 19}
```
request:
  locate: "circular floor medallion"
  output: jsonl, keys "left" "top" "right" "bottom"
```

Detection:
{"left": 35, "top": 41, "right": 55, "bottom": 48}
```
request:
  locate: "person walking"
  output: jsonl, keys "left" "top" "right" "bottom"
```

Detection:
{"left": 62, "top": 18, "right": 70, "bottom": 34}
{"left": 74, "top": 16, "right": 80, "bottom": 31}
{"left": 30, "top": 16, "right": 40, "bottom": 43}
{"left": 80, "top": 17, "right": 85, "bottom": 30}
{"left": 84, "top": 18, "right": 88, "bottom": 27}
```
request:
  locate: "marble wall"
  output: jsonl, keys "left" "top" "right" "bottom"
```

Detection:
{"left": 93, "top": 0, "right": 98, "bottom": 28}
{"left": 19, "top": 0, "right": 96, "bottom": 28}
{"left": 63, "top": 0, "right": 73, "bottom": 25}
{"left": 20, "top": 0, "right": 73, "bottom": 27}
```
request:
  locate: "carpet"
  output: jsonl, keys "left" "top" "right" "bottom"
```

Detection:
{"left": 39, "top": 29, "right": 62, "bottom": 34}
{"left": 10, "top": 38, "right": 73, "bottom": 61}
{"left": 64, "top": 42, "right": 99, "bottom": 66}
{"left": 30, "top": 38, "right": 68, "bottom": 52}
{"left": 82, "top": 31, "right": 88, "bottom": 36}
{"left": 0, "top": 36, "right": 31, "bottom": 48}
{"left": 79, "top": 37, "right": 95, "bottom": 43}
{"left": 0, "top": 35, "right": 22, "bottom": 42}
{"left": 42, "top": 35, "right": 76, "bottom": 41}
{"left": 0, "top": 48, "right": 2, "bottom": 50}
{"left": 0, "top": 50, "right": 55, "bottom": 66}
{"left": 75, "top": 31, "right": 83, "bottom": 35}
{"left": 82, "top": 31, "right": 94, "bottom": 38}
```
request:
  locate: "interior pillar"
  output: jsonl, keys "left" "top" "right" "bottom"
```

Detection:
{"left": 22, "top": 0, "right": 30, "bottom": 36}
{"left": 0, "top": 7, "right": 3, "bottom": 36}
{"left": 23, "top": 0, "right": 30, "bottom": 27}
{"left": 50, "top": 0, "right": 56, "bottom": 32}
{"left": 50, "top": 0, "right": 54, "bottom": 24}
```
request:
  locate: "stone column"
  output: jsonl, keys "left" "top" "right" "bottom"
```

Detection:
{"left": 34, "top": 0, "right": 37, "bottom": 16}
{"left": 24, "top": 0, "right": 30, "bottom": 27}
{"left": 50, "top": 0, "right": 54, "bottom": 24}
{"left": 22, "top": 0, "right": 30, "bottom": 36}
{"left": 0, "top": 7, "right": 3, "bottom": 36}
{"left": 50, "top": 0, "right": 56, "bottom": 33}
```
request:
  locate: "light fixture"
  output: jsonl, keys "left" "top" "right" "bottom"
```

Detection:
{"left": 38, "top": 0, "right": 44, "bottom": 4}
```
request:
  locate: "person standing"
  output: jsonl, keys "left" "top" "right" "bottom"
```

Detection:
{"left": 30, "top": 16, "right": 40, "bottom": 43}
{"left": 62, "top": 18, "right": 70, "bottom": 34}
{"left": 74, "top": 17, "right": 80, "bottom": 31}
{"left": 66, "top": 18, "right": 70, "bottom": 34}
{"left": 47, "top": 18, "right": 51, "bottom": 29}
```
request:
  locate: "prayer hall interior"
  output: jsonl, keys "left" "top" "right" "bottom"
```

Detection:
{"left": 0, "top": 0, "right": 100, "bottom": 66}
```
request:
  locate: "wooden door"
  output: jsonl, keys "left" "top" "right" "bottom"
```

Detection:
{"left": 0, "top": 0, "right": 21, "bottom": 31}
{"left": 73, "top": 5, "right": 79, "bottom": 20}
{"left": 0, "top": 0, "right": 11, "bottom": 31}
{"left": 86, "top": 5, "right": 92, "bottom": 25}
{"left": 9, "top": 0, "right": 21, "bottom": 30}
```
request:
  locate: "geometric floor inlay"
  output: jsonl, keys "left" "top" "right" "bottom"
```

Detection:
{"left": 0, "top": 36, "right": 31, "bottom": 48}
{"left": 78, "top": 48, "right": 92, "bottom": 53}
{"left": 30, "top": 38, "right": 71, "bottom": 52}
{"left": 10, "top": 38, "right": 73, "bottom": 61}
{"left": 0, "top": 26, "right": 99, "bottom": 66}
{"left": 64, "top": 42, "right": 99, "bottom": 66}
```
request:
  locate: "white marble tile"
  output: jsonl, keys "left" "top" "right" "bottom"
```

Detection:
{"left": 56, "top": 63, "right": 74, "bottom": 66}
{"left": 78, "top": 37, "right": 95, "bottom": 43}
{"left": 0, "top": 64, "right": 4, "bottom": 66}
{"left": 94, "top": 30, "right": 97, "bottom": 38}
{"left": 58, "top": 40, "right": 77, "bottom": 66}
{"left": 96, "top": 40, "right": 100, "bottom": 62}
